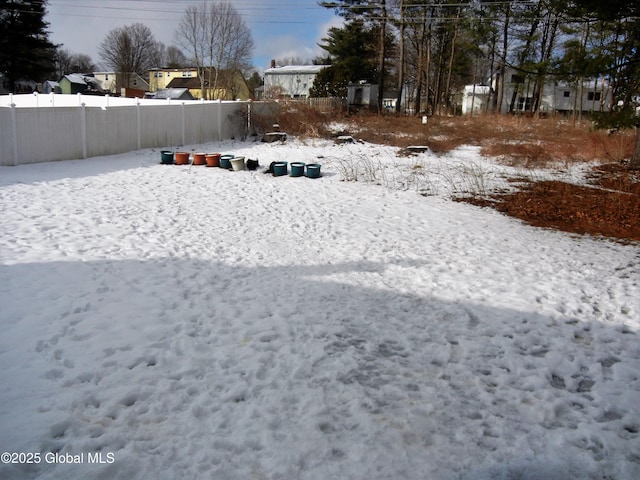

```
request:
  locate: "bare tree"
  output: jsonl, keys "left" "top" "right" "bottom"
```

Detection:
{"left": 55, "top": 48, "right": 96, "bottom": 77}
{"left": 275, "top": 56, "right": 309, "bottom": 66}
{"left": 166, "top": 46, "right": 189, "bottom": 68}
{"left": 99, "top": 23, "right": 158, "bottom": 91}
{"left": 175, "top": 1, "right": 254, "bottom": 99}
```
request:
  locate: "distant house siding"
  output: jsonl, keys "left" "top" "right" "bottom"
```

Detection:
{"left": 263, "top": 66, "right": 328, "bottom": 99}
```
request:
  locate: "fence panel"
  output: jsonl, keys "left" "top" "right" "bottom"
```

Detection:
{"left": 1, "top": 107, "right": 84, "bottom": 165}
{"left": 140, "top": 104, "right": 184, "bottom": 148}
{"left": 0, "top": 98, "right": 279, "bottom": 166}
{"left": 86, "top": 106, "right": 138, "bottom": 158}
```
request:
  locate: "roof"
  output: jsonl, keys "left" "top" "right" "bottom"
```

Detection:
{"left": 264, "top": 65, "right": 328, "bottom": 75}
{"left": 62, "top": 74, "right": 101, "bottom": 90}
{"left": 167, "top": 77, "right": 201, "bottom": 89}
{"left": 63, "top": 74, "right": 91, "bottom": 85}
{"left": 463, "top": 85, "right": 491, "bottom": 94}
{"left": 166, "top": 70, "right": 243, "bottom": 90}
{"left": 151, "top": 88, "right": 194, "bottom": 100}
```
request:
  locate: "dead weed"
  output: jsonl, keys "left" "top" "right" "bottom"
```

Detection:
{"left": 279, "top": 109, "right": 639, "bottom": 241}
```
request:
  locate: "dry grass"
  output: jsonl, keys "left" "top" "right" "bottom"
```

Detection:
{"left": 278, "top": 108, "right": 639, "bottom": 242}
{"left": 276, "top": 103, "right": 335, "bottom": 139}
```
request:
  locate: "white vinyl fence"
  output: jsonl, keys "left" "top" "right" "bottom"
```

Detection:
{"left": 0, "top": 94, "right": 278, "bottom": 166}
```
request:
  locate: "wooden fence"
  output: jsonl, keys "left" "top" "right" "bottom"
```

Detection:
{"left": 276, "top": 97, "right": 347, "bottom": 113}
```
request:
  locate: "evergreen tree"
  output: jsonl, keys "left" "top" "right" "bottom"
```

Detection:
{"left": 321, "top": 0, "right": 389, "bottom": 110}
{"left": 0, "top": 0, "right": 57, "bottom": 91}
{"left": 309, "top": 20, "right": 377, "bottom": 97}
{"left": 570, "top": 0, "right": 640, "bottom": 167}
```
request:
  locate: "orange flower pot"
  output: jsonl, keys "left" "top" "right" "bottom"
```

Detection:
{"left": 193, "top": 152, "right": 206, "bottom": 165}
{"left": 175, "top": 152, "right": 190, "bottom": 165}
{"left": 205, "top": 153, "right": 221, "bottom": 167}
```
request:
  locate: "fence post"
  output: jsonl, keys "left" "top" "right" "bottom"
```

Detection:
{"left": 10, "top": 101, "right": 18, "bottom": 166}
{"left": 217, "top": 99, "right": 222, "bottom": 145}
{"left": 247, "top": 100, "right": 251, "bottom": 135}
{"left": 80, "top": 102, "right": 87, "bottom": 159}
{"left": 136, "top": 100, "right": 141, "bottom": 150}
{"left": 181, "top": 102, "right": 186, "bottom": 146}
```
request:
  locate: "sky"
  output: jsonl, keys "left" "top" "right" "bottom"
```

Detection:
{"left": 44, "top": 0, "right": 343, "bottom": 72}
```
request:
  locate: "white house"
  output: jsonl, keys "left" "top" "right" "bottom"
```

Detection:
{"left": 263, "top": 63, "right": 328, "bottom": 99}
{"left": 93, "top": 72, "right": 150, "bottom": 95}
{"left": 461, "top": 68, "right": 612, "bottom": 115}
{"left": 460, "top": 85, "right": 491, "bottom": 115}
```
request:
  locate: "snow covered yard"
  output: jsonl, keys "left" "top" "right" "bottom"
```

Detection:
{"left": 0, "top": 138, "right": 638, "bottom": 480}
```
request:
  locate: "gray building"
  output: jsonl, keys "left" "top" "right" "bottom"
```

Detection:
{"left": 263, "top": 63, "right": 328, "bottom": 99}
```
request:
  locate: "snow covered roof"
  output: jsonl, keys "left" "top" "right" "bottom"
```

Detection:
{"left": 149, "top": 87, "right": 194, "bottom": 100}
{"left": 264, "top": 65, "right": 328, "bottom": 75}
{"left": 63, "top": 73, "right": 90, "bottom": 85}
{"left": 61, "top": 74, "right": 101, "bottom": 90}
{"left": 463, "top": 85, "right": 491, "bottom": 95}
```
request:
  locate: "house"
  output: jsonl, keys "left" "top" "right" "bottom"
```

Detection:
{"left": 93, "top": 72, "right": 150, "bottom": 95}
{"left": 461, "top": 68, "right": 613, "bottom": 115}
{"left": 460, "top": 85, "right": 491, "bottom": 115}
{"left": 41, "top": 80, "right": 60, "bottom": 94}
{"left": 148, "top": 68, "right": 198, "bottom": 92}
{"left": 146, "top": 88, "right": 194, "bottom": 101}
{"left": 58, "top": 74, "right": 103, "bottom": 94}
{"left": 262, "top": 62, "right": 328, "bottom": 99}
{"left": 149, "top": 67, "right": 250, "bottom": 100}
{"left": 550, "top": 80, "right": 612, "bottom": 114}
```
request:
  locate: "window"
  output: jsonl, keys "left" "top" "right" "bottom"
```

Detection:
{"left": 516, "top": 97, "right": 532, "bottom": 111}
{"left": 563, "top": 91, "right": 570, "bottom": 97}
{"left": 588, "top": 92, "right": 601, "bottom": 101}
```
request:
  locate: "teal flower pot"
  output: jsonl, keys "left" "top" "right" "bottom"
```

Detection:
{"left": 160, "top": 150, "right": 174, "bottom": 164}
{"left": 290, "top": 162, "right": 305, "bottom": 177}
{"left": 273, "top": 162, "right": 288, "bottom": 176}
{"left": 220, "top": 154, "right": 234, "bottom": 169}
{"left": 305, "top": 163, "right": 321, "bottom": 178}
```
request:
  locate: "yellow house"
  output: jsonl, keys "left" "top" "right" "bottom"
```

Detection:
{"left": 148, "top": 67, "right": 250, "bottom": 100}
{"left": 148, "top": 68, "right": 198, "bottom": 92}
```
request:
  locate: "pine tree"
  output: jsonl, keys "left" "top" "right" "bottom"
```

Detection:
{"left": 320, "top": 0, "right": 389, "bottom": 111}
{"left": 0, "top": 0, "right": 57, "bottom": 92}
{"left": 309, "top": 20, "right": 377, "bottom": 98}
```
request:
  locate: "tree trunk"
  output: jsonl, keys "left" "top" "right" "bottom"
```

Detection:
{"left": 413, "top": 9, "right": 427, "bottom": 115}
{"left": 444, "top": 8, "right": 461, "bottom": 115}
{"left": 496, "top": 2, "right": 510, "bottom": 114}
{"left": 395, "top": 0, "right": 405, "bottom": 114}
{"left": 631, "top": 127, "right": 640, "bottom": 169}
{"left": 377, "top": 0, "right": 387, "bottom": 114}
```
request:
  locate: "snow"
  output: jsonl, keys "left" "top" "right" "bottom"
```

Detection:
{"left": 0, "top": 137, "right": 638, "bottom": 480}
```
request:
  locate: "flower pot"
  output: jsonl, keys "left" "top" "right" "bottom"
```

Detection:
{"left": 193, "top": 152, "right": 206, "bottom": 165}
{"left": 220, "top": 154, "right": 234, "bottom": 169}
{"left": 230, "top": 156, "right": 245, "bottom": 171}
{"left": 305, "top": 163, "right": 321, "bottom": 178}
{"left": 273, "top": 162, "right": 288, "bottom": 176}
{"left": 246, "top": 159, "right": 259, "bottom": 171}
{"left": 175, "top": 152, "right": 190, "bottom": 165}
{"left": 160, "top": 150, "right": 174, "bottom": 164}
{"left": 205, "top": 153, "right": 221, "bottom": 167}
{"left": 290, "top": 162, "right": 305, "bottom": 177}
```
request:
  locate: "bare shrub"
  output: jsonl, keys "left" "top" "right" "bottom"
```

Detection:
{"left": 277, "top": 104, "right": 333, "bottom": 138}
